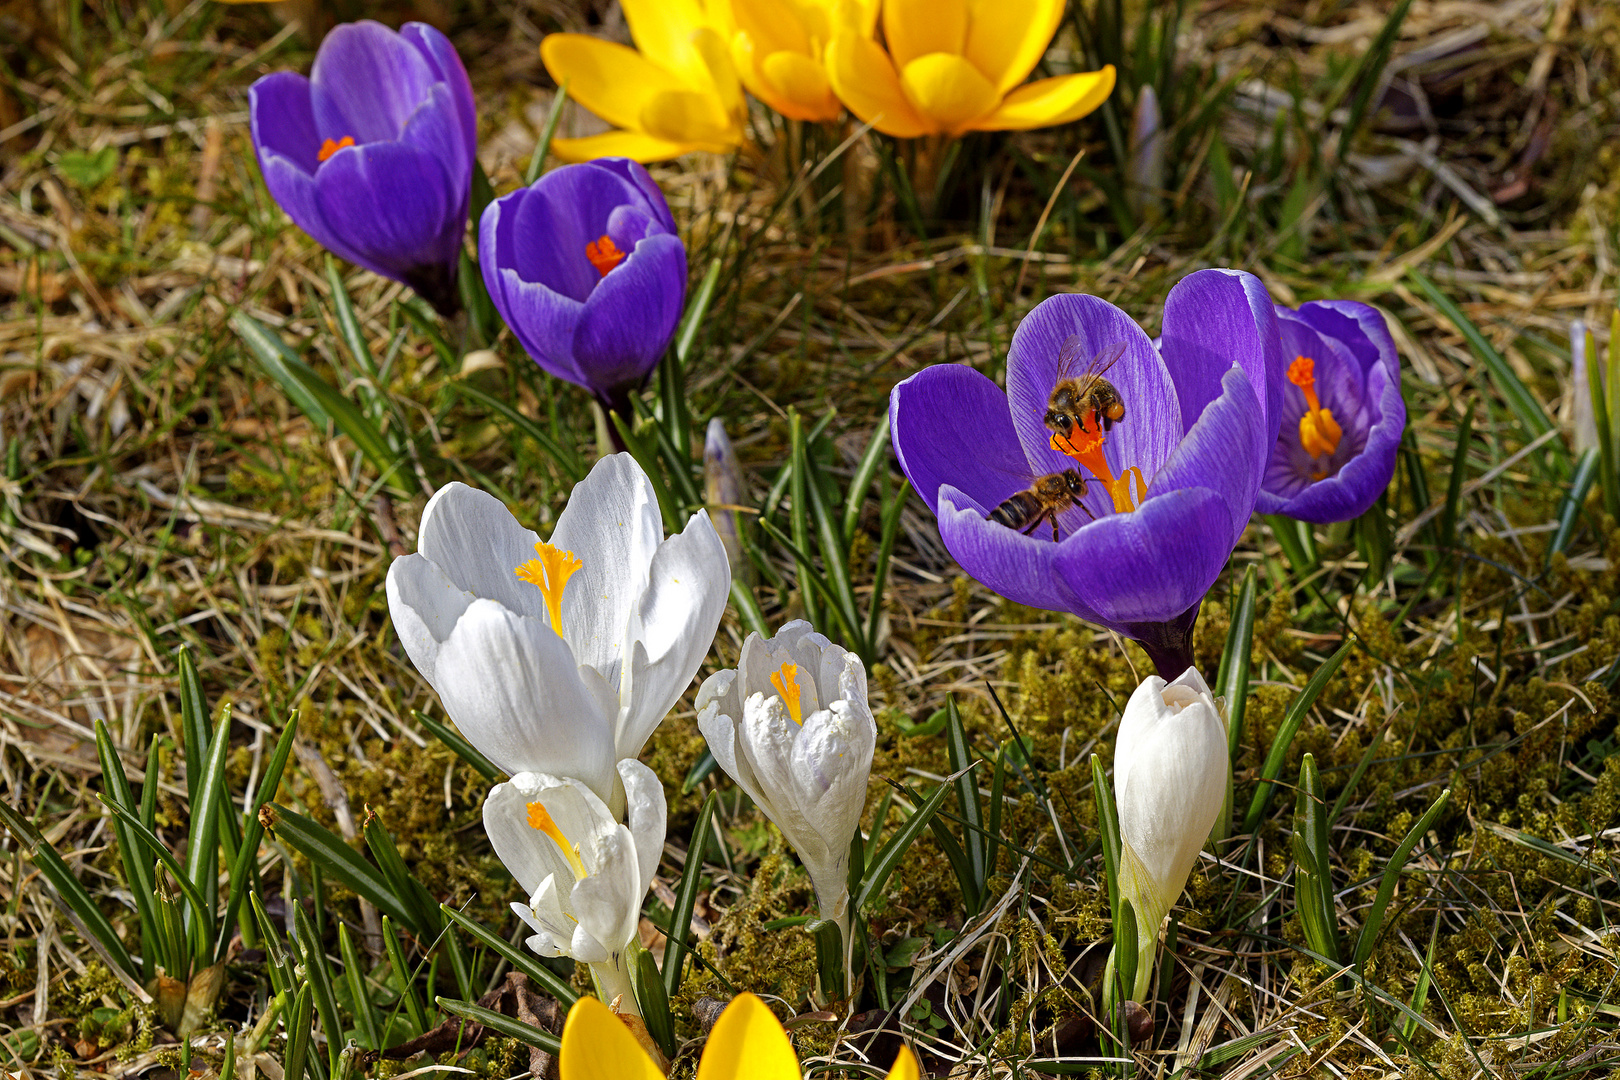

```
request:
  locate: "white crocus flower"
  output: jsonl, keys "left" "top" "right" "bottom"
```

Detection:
{"left": 1113, "top": 666, "right": 1228, "bottom": 1001}
{"left": 483, "top": 760, "right": 665, "bottom": 1014}
{"left": 695, "top": 621, "right": 875, "bottom": 945}
{"left": 385, "top": 455, "right": 731, "bottom": 809}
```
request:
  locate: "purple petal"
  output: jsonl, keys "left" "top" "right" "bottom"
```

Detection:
{"left": 400, "top": 22, "right": 477, "bottom": 164}
{"left": 396, "top": 83, "right": 473, "bottom": 219}
{"left": 587, "top": 158, "right": 678, "bottom": 235}
{"left": 509, "top": 165, "right": 654, "bottom": 302}
{"left": 310, "top": 21, "right": 436, "bottom": 145}
{"left": 250, "top": 72, "right": 320, "bottom": 174}
{"left": 1148, "top": 365, "right": 1266, "bottom": 550}
{"left": 1293, "top": 300, "right": 1398, "bottom": 381}
{"left": 1160, "top": 269, "right": 1286, "bottom": 448}
{"left": 936, "top": 489, "right": 1094, "bottom": 619}
{"left": 481, "top": 191, "right": 588, "bottom": 385}
{"left": 1005, "top": 292, "right": 1181, "bottom": 482}
{"left": 1052, "top": 486, "right": 1236, "bottom": 629}
{"left": 1258, "top": 358, "right": 1404, "bottom": 522}
{"left": 890, "top": 364, "right": 1039, "bottom": 513}
{"left": 313, "top": 140, "right": 457, "bottom": 279}
{"left": 572, "top": 233, "right": 687, "bottom": 390}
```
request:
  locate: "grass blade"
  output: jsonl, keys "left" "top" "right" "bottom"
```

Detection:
{"left": 452, "top": 382, "right": 583, "bottom": 484}
{"left": 93, "top": 720, "right": 159, "bottom": 978}
{"left": 364, "top": 816, "right": 441, "bottom": 941}
{"left": 1216, "top": 566, "right": 1257, "bottom": 758}
{"left": 634, "top": 948, "right": 675, "bottom": 1059}
{"left": 854, "top": 779, "right": 954, "bottom": 912}
{"left": 177, "top": 645, "right": 209, "bottom": 810}
{"left": 524, "top": 81, "right": 569, "bottom": 186}
{"left": 663, "top": 790, "right": 718, "bottom": 997}
{"left": 413, "top": 709, "right": 502, "bottom": 783}
{"left": 283, "top": 985, "right": 315, "bottom": 1080}
{"left": 438, "top": 903, "right": 577, "bottom": 1006}
{"left": 94, "top": 795, "right": 214, "bottom": 934}
{"left": 184, "top": 701, "right": 234, "bottom": 963}
{"left": 1091, "top": 755, "right": 1122, "bottom": 926}
{"left": 1352, "top": 787, "right": 1452, "bottom": 975}
{"left": 267, "top": 805, "right": 414, "bottom": 926}
{"left": 219, "top": 711, "right": 299, "bottom": 957}
{"left": 1290, "top": 754, "right": 1338, "bottom": 964}
{"left": 1437, "top": 407, "right": 1474, "bottom": 552}
{"left": 841, "top": 413, "right": 892, "bottom": 550}
{"left": 1243, "top": 639, "right": 1353, "bottom": 834}
{"left": 675, "top": 257, "right": 723, "bottom": 366}
{"left": 435, "top": 996, "right": 562, "bottom": 1054}
{"left": 382, "top": 915, "right": 430, "bottom": 1033}
{"left": 1547, "top": 447, "right": 1600, "bottom": 565}
{"left": 339, "top": 922, "right": 381, "bottom": 1051}
{"left": 944, "top": 696, "right": 985, "bottom": 913}
{"left": 292, "top": 900, "right": 345, "bottom": 1076}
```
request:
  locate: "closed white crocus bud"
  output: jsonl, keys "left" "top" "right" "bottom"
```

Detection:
{"left": 385, "top": 455, "right": 731, "bottom": 810}
{"left": 482, "top": 759, "right": 665, "bottom": 1015}
{"left": 1114, "top": 666, "right": 1228, "bottom": 1001}
{"left": 695, "top": 621, "right": 875, "bottom": 937}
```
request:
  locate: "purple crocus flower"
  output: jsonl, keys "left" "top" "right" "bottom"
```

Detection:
{"left": 478, "top": 159, "right": 686, "bottom": 413}
{"left": 890, "top": 270, "right": 1284, "bottom": 678}
{"left": 249, "top": 21, "right": 476, "bottom": 317}
{"left": 1257, "top": 302, "right": 1405, "bottom": 523}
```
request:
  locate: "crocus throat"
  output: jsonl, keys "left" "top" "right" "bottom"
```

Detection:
{"left": 318, "top": 136, "right": 355, "bottom": 162}
{"left": 585, "top": 235, "right": 627, "bottom": 277}
{"left": 1287, "top": 356, "right": 1342, "bottom": 475}
{"left": 515, "top": 542, "right": 583, "bottom": 632}
{"left": 526, "top": 801, "right": 588, "bottom": 881}
{"left": 770, "top": 662, "right": 804, "bottom": 725}
{"left": 1051, "top": 412, "right": 1148, "bottom": 514}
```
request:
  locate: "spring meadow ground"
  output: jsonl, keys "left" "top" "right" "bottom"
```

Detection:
{"left": 2, "top": 0, "right": 1620, "bottom": 1077}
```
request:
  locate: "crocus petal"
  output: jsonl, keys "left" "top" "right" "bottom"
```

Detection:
{"left": 400, "top": 22, "right": 477, "bottom": 163}
{"left": 540, "top": 34, "right": 683, "bottom": 133}
{"left": 573, "top": 232, "right": 688, "bottom": 388}
{"left": 620, "top": 0, "right": 719, "bottom": 91}
{"left": 588, "top": 157, "right": 679, "bottom": 234}
{"left": 618, "top": 759, "right": 667, "bottom": 900}
{"left": 935, "top": 490, "right": 1093, "bottom": 618}
{"left": 1146, "top": 366, "right": 1266, "bottom": 550}
{"left": 883, "top": 0, "right": 968, "bottom": 70}
{"left": 550, "top": 130, "right": 708, "bottom": 164}
{"left": 250, "top": 71, "right": 321, "bottom": 174}
{"left": 791, "top": 699, "right": 872, "bottom": 904}
{"left": 394, "top": 84, "right": 473, "bottom": 220}
{"left": 569, "top": 829, "right": 642, "bottom": 958}
{"left": 483, "top": 774, "right": 585, "bottom": 897}
{"left": 898, "top": 53, "right": 999, "bottom": 133}
{"left": 695, "top": 994, "right": 800, "bottom": 1080}
{"left": 1160, "top": 268, "right": 1287, "bottom": 450}
{"left": 312, "top": 140, "right": 456, "bottom": 276}
{"left": 487, "top": 267, "right": 588, "bottom": 386}
{"left": 889, "top": 363, "right": 1038, "bottom": 514}
{"left": 559, "top": 996, "right": 665, "bottom": 1080}
{"left": 972, "top": 68, "right": 1116, "bottom": 131}
{"left": 759, "top": 50, "right": 840, "bottom": 121}
{"left": 964, "top": 0, "right": 1066, "bottom": 92}
{"left": 506, "top": 164, "right": 652, "bottom": 303}
{"left": 433, "top": 602, "right": 619, "bottom": 798}
{"left": 825, "top": 34, "right": 933, "bottom": 137}
{"left": 309, "top": 20, "right": 437, "bottom": 144}
{"left": 414, "top": 482, "right": 550, "bottom": 620}
{"left": 639, "top": 88, "right": 737, "bottom": 147}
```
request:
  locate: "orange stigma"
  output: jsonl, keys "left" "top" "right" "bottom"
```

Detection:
{"left": 1051, "top": 410, "right": 1147, "bottom": 514}
{"left": 1287, "top": 356, "right": 1342, "bottom": 461}
{"left": 526, "top": 801, "right": 587, "bottom": 881}
{"left": 515, "top": 541, "right": 583, "bottom": 632}
{"left": 770, "top": 662, "right": 804, "bottom": 725}
{"left": 585, "top": 235, "right": 627, "bottom": 277}
{"left": 317, "top": 136, "right": 354, "bottom": 162}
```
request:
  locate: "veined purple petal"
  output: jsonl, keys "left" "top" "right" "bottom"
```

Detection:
{"left": 1147, "top": 365, "right": 1266, "bottom": 550}
{"left": 936, "top": 489, "right": 1094, "bottom": 619}
{"left": 572, "top": 233, "right": 686, "bottom": 389}
{"left": 1005, "top": 292, "right": 1181, "bottom": 483}
{"left": 310, "top": 20, "right": 437, "bottom": 145}
{"left": 1161, "top": 269, "right": 1286, "bottom": 448}
{"left": 1293, "top": 300, "right": 1398, "bottom": 380}
{"left": 250, "top": 72, "right": 320, "bottom": 174}
{"left": 400, "top": 22, "right": 477, "bottom": 163}
{"left": 313, "top": 140, "right": 457, "bottom": 278}
{"left": 890, "top": 364, "right": 1034, "bottom": 513}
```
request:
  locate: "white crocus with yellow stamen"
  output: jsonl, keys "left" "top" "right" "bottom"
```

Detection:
{"left": 385, "top": 455, "right": 731, "bottom": 810}
{"left": 695, "top": 621, "right": 875, "bottom": 945}
{"left": 483, "top": 760, "right": 665, "bottom": 1013}
{"left": 1112, "top": 666, "right": 1228, "bottom": 1002}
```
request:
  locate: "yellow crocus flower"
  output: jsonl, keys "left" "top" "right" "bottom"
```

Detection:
{"left": 712, "top": 0, "right": 878, "bottom": 123}
{"left": 559, "top": 991, "right": 920, "bottom": 1080}
{"left": 541, "top": 0, "right": 748, "bottom": 162}
{"left": 824, "top": 0, "right": 1115, "bottom": 137}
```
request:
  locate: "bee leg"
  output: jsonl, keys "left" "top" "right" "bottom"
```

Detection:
{"left": 1050, "top": 518, "right": 1060, "bottom": 542}
{"left": 1021, "top": 516, "right": 1045, "bottom": 537}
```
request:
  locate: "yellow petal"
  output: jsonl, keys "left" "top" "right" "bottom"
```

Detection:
{"left": 883, "top": 0, "right": 967, "bottom": 69}
{"left": 825, "top": 34, "right": 934, "bottom": 137}
{"left": 885, "top": 1045, "right": 922, "bottom": 1080}
{"left": 695, "top": 993, "right": 800, "bottom": 1080}
{"left": 837, "top": 0, "right": 881, "bottom": 38}
{"left": 550, "top": 130, "right": 706, "bottom": 163}
{"left": 761, "top": 50, "right": 841, "bottom": 121}
{"left": 965, "top": 0, "right": 1065, "bottom": 93}
{"left": 640, "top": 87, "right": 739, "bottom": 147}
{"left": 690, "top": 25, "right": 747, "bottom": 123}
{"left": 622, "top": 0, "right": 716, "bottom": 90}
{"left": 899, "top": 52, "right": 999, "bottom": 135}
{"left": 540, "top": 34, "right": 680, "bottom": 131}
{"left": 559, "top": 996, "right": 663, "bottom": 1080}
{"left": 731, "top": 0, "right": 811, "bottom": 57}
{"left": 971, "top": 66, "right": 1116, "bottom": 131}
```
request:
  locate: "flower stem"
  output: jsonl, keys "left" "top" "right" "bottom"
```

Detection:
{"left": 596, "top": 387, "right": 632, "bottom": 454}
{"left": 589, "top": 955, "right": 639, "bottom": 1018}
{"left": 1124, "top": 602, "right": 1202, "bottom": 681}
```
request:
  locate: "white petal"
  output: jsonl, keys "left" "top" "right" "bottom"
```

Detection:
{"left": 736, "top": 692, "right": 823, "bottom": 861}
{"left": 385, "top": 552, "right": 471, "bottom": 688}
{"left": 570, "top": 827, "right": 643, "bottom": 957}
{"left": 435, "top": 600, "right": 618, "bottom": 798}
{"left": 617, "top": 759, "right": 667, "bottom": 900}
{"left": 614, "top": 508, "right": 732, "bottom": 760}
{"left": 790, "top": 698, "right": 874, "bottom": 904}
{"left": 567, "top": 922, "right": 611, "bottom": 964}
{"left": 416, "top": 482, "right": 547, "bottom": 620}
{"left": 549, "top": 454, "right": 663, "bottom": 676}
{"left": 514, "top": 895, "right": 570, "bottom": 955}
{"left": 694, "top": 668, "right": 740, "bottom": 724}
{"left": 482, "top": 776, "right": 580, "bottom": 897}
{"left": 698, "top": 699, "right": 762, "bottom": 810}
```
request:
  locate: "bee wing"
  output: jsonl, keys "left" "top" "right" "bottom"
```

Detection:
{"left": 1070, "top": 339, "right": 1126, "bottom": 398}
{"left": 1054, "top": 335, "right": 1090, "bottom": 382}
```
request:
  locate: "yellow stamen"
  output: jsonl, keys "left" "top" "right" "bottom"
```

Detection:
{"left": 585, "top": 235, "right": 627, "bottom": 277}
{"left": 515, "top": 541, "right": 583, "bottom": 632}
{"left": 317, "top": 136, "right": 354, "bottom": 162}
{"left": 1287, "top": 356, "right": 1342, "bottom": 460}
{"left": 770, "top": 662, "right": 804, "bottom": 725}
{"left": 1050, "top": 411, "right": 1147, "bottom": 514}
{"left": 527, "top": 800, "right": 588, "bottom": 881}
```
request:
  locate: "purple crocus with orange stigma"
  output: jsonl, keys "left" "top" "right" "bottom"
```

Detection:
{"left": 249, "top": 21, "right": 476, "bottom": 317}
{"left": 1257, "top": 302, "right": 1405, "bottom": 523}
{"left": 478, "top": 159, "right": 686, "bottom": 417}
{"left": 890, "top": 269, "right": 1284, "bottom": 678}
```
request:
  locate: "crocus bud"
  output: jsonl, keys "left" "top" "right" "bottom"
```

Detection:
{"left": 478, "top": 159, "right": 686, "bottom": 411}
{"left": 1257, "top": 301, "right": 1406, "bottom": 523}
{"left": 695, "top": 621, "right": 875, "bottom": 932}
{"left": 704, "top": 418, "right": 744, "bottom": 575}
{"left": 1114, "top": 667, "right": 1227, "bottom": 1001}
{"left": 482, "top": 760, "right": 665, "bottom": 1014}
{"left": 249, "top": 21, "right": 476, "bottom": 317}
{"left": 1572, "top": 320, "right": 1599, "bottom": 455}
{"left": 1127, "top": 85, "right": 1165, "bottom": 223}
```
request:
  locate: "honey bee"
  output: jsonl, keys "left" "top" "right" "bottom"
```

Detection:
{"left": 1044, "top": 338, "right": 1127, "bottom": 443}
{"left": 986, "top": 469, "right": 1095, "bottom": 541}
